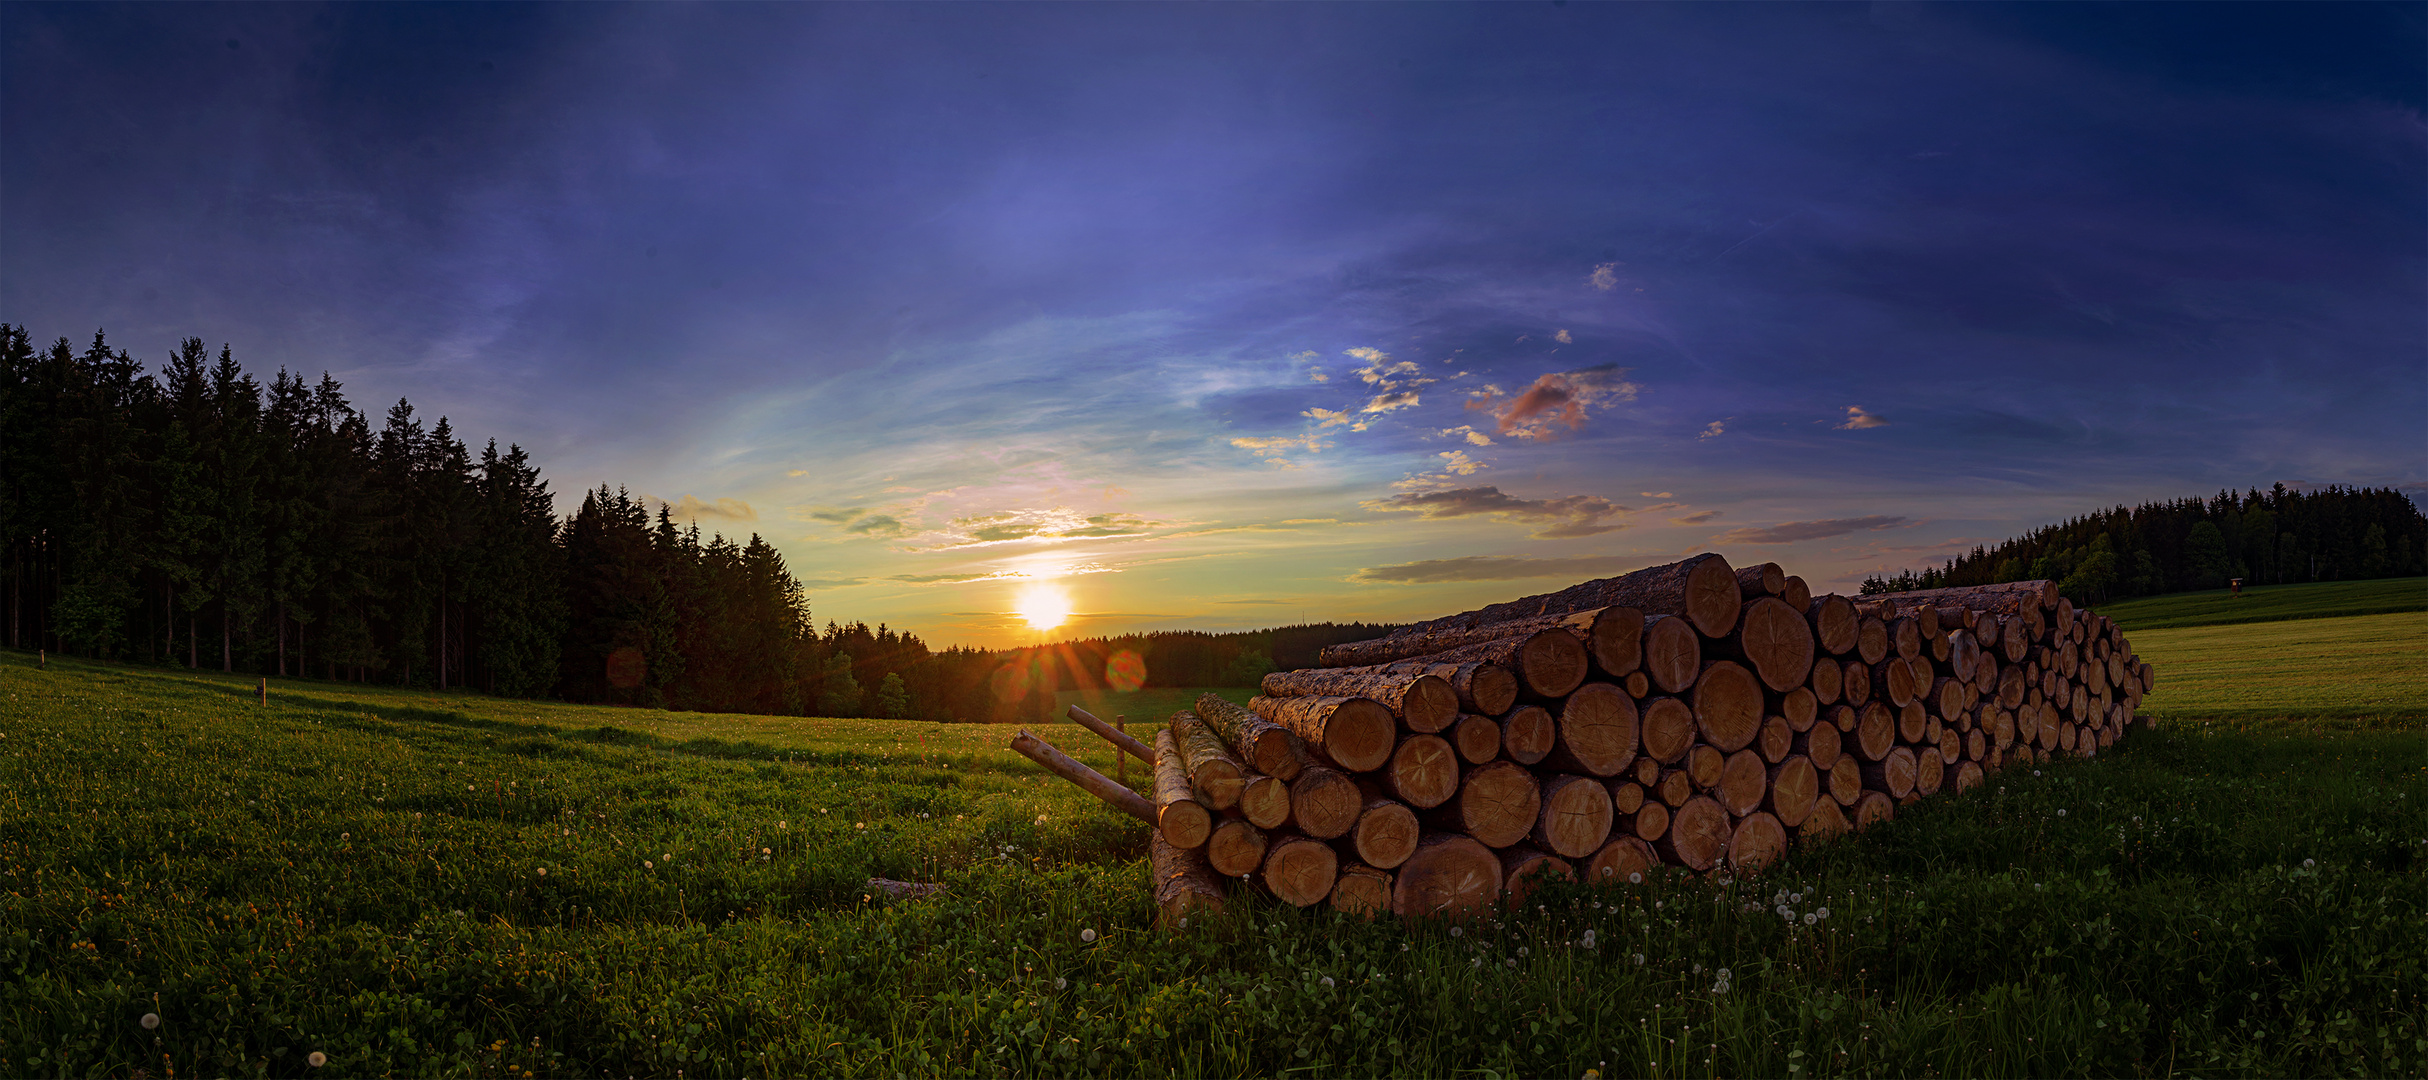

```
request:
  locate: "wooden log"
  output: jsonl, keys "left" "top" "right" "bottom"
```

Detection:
{"left": 1238, "top": 772, "right": 1292, "bottom": 830}
{"left": 1498, "top": 847, "right": 1575, "bottom": 908}
{"left": 1693, "top": 660, "right": 1765, "bottom": 752}
{"left": 1066, "top": 705, "right": 1152, "bottom": 764}
{"left": 1808, "top": 657, "right": 1842, "bottom": 706}
{"left": 1638, "top": 697, "right": 1695, "bottom": 765}
{"left": 1288, "top": 765, "right": 1364, "bottom": 840}
{"left": 1262, "top": 835, "right": 1339, "bottom": 908}
{"left": 1809, "top": 594, "right": 1860, "bottom": 657}
{"left": 1861, "top": 746, "right": 1919, "bottom": 800}
{"left": 1898, "top": 701, "right": 1928, "bottom": 745}
{"left": 1758, "top": 715, "right": 1793, "bottom": 764}
{"left": 1794, "top": 720, "right": 1843, "bottom": 771}
{"left": 1728, "top": 811, "right": 1789, "bottom": 874}
{"left": 1378, "top": 659, "right": 1520, "bottom": 717}
{"left": 1500, "top": 703, "right": 1556, "bottom": 766}
{"left": 1542, "top": 681, "right": 1639, "bottom": 777}
{"left": 1971, "top": 611, "right": 2002, "bottom": 654}
{"left": 2000, "top": 614, "right": 2032, "bottom": 663}
{"left": 1964, "top": 728, "right": 1986, "bottom": 764}
{"left": 1624, "top": 671, "right": 1650, "bottom": 697}
{"left": 1851, "top": 790, "right": 1895, "bottom": 831}
{"left": 1946, "top": 630, "right": 1982, "bottom": 683}
{"left": 1727, "top": 596, "right": 1817, "bottom": 692}
{"left": 1799, "top": 795, "right": 1851, "bottom": 844}
{"left": 1346, "top": 797, "right": 1420, "bottom": 869}
{"left": 1329, "top": 863, "right": 1394, "bottom": 918}
{"left": 1869, "top": 579, "right": 2058, "bottom": 612}
{"left": 1391, "top": 833, "right": 1504, "bottom": 922}
{"left": 1875, "top": 656, "right": 1920, "bottom": 709}
{"left": 1735, "top": 562, "right": 1785, "bottom": 598}
{"left": 1429, "top": 760, "right": 1542, "bottom": 848}
{"left": 1206, "top": 818, "right": 1269, "bottom": 877}
{"left": 1853, "top": 702, "right": 1896, "bottom": 762}
{"left": 1633, "top": 756, "right": 1661, "bottom": 787}
{"left": 1583, "top": 834, "right": 1660, "bottom": 886}
{"left": 1169, "top": 712, "right": 1246, "bottom": 810}
{"left": 1641, "top": 614, "right": 1702, "bottom": 695}
{"left": 1996, "top": 664, "right": 2027, "bottom": 711}
{"left": 1686, "top": 743, "right": 1725, "bottom": 791}
{"left": 1856, "top": 615, "right": 1890, "bottom": 666}
{"left": 1654, "top": 767, "right": 1693, "bottom": 808}
{"left": 1609, "top": 779, "right": 1646, "bottom": 815}
{"left": 1321, "top": 603, "right": 1636, "bottom": 678}
{"left": 1972, "top": 651, "right": 2000, "bottom": 696}
{"left": 1629, "top": 798, "right": 1671, "bottom": 842}
{"left": 1715, "top": 748, "right": 1769, "bottom": 817}
{"left": 1841, "top": 658, "right": 1872, "bottom": 707}
{"left": 1764, "top": 755, "right": 1819, "bottom": 827}
{"left": 1259, "top": 667, "right": 1459, "bottom": 733}
{"left": 1247, "top": 694, "right": 1397, "bottom": 773}
{"left": 1383, "top": 733, "right": 1461, "bottom": 809}
{"left": 1533, "top": 774, "right": 1616, "bottom": 858}
{"left": 1195, "top": 693, "right": 1314, "bottom": 782}
{"left": 1829, "top": 703, "right": 1858, "bottom": 732}
{"left": 1351, "top": 551, "right": 1736, "bottom": 640}
{"left": 1011, "top": 729, "right": 1157, "bottom": 825}
{"left": 1953, "top": 759, "right": 1985, "bottom": 794}
{"left": 1913, "top": 744, "right": 1945, "bottom": 797}
{"left": 1937, "top": 726, "right": 1961, "bottom": 766}
{"left": 1150, "top": 832, "right": 1225, "bottom": 929}
{"left": 1828, "top": 755, "right": 1862, "bottom": 806}
{"left": 1781, "top": 686, "right": 1819, "bottom": 731}
{"left": 1150, "top": 729, "right": 1215, "bottom": 848}
{"left": 1656, "top": 796, "right": 1731, "bottom": 871}
{"left": 1450, "top": 712, "right": 1502, "bottom": 764}
{"left": 1781, "top": 575, "right": 1811, "bottom": 613}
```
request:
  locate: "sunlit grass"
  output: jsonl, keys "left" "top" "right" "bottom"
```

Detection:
{"left": 2129, "top": 610, "right": 2428, "bottom": 720}
{"left": 2099, "top": 577, "right": 2426, "bottom": 631}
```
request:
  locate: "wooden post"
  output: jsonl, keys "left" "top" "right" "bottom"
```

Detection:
{"left": 259, "top": 677, "right": 268, "bottom": 705}
{"left": 37, "top": 649, "right": 44, "bottom": 669}
{"left": 1009, "top": 730, "right": 1156, "bottom": 824}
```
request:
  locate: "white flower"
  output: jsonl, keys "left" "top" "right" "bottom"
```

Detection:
{"left": 1055, "top": 977, "right": 1067, "bottom": 989}
{"left": 1628, "top": 872, "right": 1642, "bottom": 884}
{"left": 1717, "top": 967, "right": 1731, "bottom": 978}
{"left": 307, "top": 1051, "right": 327, "bottom": 1068}
{"left": 1804, "top": 912, "right": 1818, "bottom": 925}
{"left": 1320, "top": 976, "right": 1335, "bottom": 988}
{"left": 2057, "top": 809, "right": 2067, "bottom": 817}
{"left": 1080, "top": 928, "right": 1098, "bottom": 943}
{"left": 1518, "top": 947, "right": 1529, "bottom": 956}
{"left": 2033, "top": 770, "right": 2042, "bottom": 777}
{"left": 644, "top": 860, "right": 653, "bottom": 869}
{"left": 1450, "top": 926, "right": 1463, "bottom": 938}
{"left": 1816, "top": 907, "right": 1830, "bottom": 920}
{"left": 662, "top": 853, "right": 672, "bottom": 861}
{"left": 1035, "top": 814, "right": 1048, "bottom": 825}
{"left": 1580, "top": 930, "right": 1596, "bottom": 947}
{"left": 1506, "top": 958, "right": 1518, "bottom": 968}
{"left": 1632, "top": 953, "right": 1645, "bottom": 965}
{"left": 535, "top": 867, "right": 546, "bottom": 876}
{"left": 2303, "top": 858, "right": 2315, "bottom": 867}
{"left": 140, "top": 1013, "right": 160, "bottom": 1030}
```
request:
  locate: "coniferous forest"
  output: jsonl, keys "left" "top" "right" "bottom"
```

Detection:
{"left": 0, "top": 327, "right": 1390, "bottom": 720}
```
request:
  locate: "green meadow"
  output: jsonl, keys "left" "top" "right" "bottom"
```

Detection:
{"left": 3, "top": 608, "right": 2424, "bottom": 1078}
{"left": 2097, "top": 577, "right": 2428, "bottom": 631}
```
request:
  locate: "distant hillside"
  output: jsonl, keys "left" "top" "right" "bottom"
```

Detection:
{"left": 2094, "top": 578, "right": 2428, "bottom": 632}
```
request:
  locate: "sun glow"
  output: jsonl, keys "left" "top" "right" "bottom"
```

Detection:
{"left": 1013, "top": 583, "right": 1072, "bottom": 632}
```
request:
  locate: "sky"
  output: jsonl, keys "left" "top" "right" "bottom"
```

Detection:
{"left": 5, "top": 2, "right": 2422, "bottom": 649}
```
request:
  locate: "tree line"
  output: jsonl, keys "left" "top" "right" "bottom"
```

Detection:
{"left": 1, "top": 326, "right": 1405, "bottom": 721}
{"left": 1860, "top": 484, "right": 2428, "bottom": 604}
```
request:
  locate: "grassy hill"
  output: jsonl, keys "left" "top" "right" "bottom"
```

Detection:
{"left": 2127, "top": 611, "right": 2428, "bottom": 720}
{"left": 2094, "top": 576, "right": 2427, "bottom": 631}
{"left": 4, "top": 636, "right": 2424, "bottom": 1077}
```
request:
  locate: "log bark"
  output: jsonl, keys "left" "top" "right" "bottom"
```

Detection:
{"left": 1320, "top": 604, "right": 1634, "bottom": 679}
{"left": 1794, "top": 721, "right": 1842, "bottom": 771}
{"left": 1533, "top": 773, "right": 1616, "bottom": 858}
{"left": 1656, "top": 795, "right": 1731, "bottom": 871}
{"left": 1259, "top": 667, "right": 1458, "bottom": 733}
{"left": 1169, "top": 711, "right": 1245, "bottom": 810}
{"left": 1500, "top": 704, "right": 1555, "bottom": 766}
{"left": 1431, "top": 760, "right": 1542, "bottom": 848}
{"left": 1151, "top": 729, "right": 1215, "bottom": 848}
{"left": 1391, "top": 833, "right": 1504, "bottom": 922}
{"left": 1288, "top": 765, "right": 1364, "bottom": 840}
{"left": 1541, "top": 681, "right": 1638, "bottom": 777}
{"left": 1195, "top": 693, "right": 1315, "bottom": 782}
{"left": 1782, "top": 686, "right": 1819, "bottom": 731}
{"left": 1809, "top": 594, "right": 1860, "bottom": 657}
{"left": 1066, "top": 705, "right": 1153, "bottom": 764}
{"left": 1629, "top": 798, "right": 1671, "bottom": 843}
{"left": 1828, "top": 755, "right": 1863, "bottom": 806}
{"left": 1727, "top": 596, "right": 1817, "bottom": 692}
{"left": 1736, "top": 561, "right": 1786, "bottom": 598}
{"left": 1781, "top": 575, "right": 1811, "bottom": 613}
{"left": 1206, "top": 818, "right": 1268, "bottom": 877}
{"left": 1238, "top": 772, "right": 1292, "bottom": 830}
{"left": 1346, "top": 797, "right": 1420, "bottom": 869}
{"left": 1329, "top": 862, "right": 1394, "bottom": 919}
{"left": 1247, "top": 694, "right": 1397, "bottom": 772}
{"left": 1012, "top": 729, "right": 1157, "bottom": 825}
{"left": 1583, "top": 834, "right": 1660, "bottom": 886}
{"left": 1860, "top": 745, "right": 1919, "bottom": 800}
{"left": 1376, "top": 659, "right": 1520, "bottom": 718}
{"left": 1798, "top": 795, "right": 1851, "bottom": 844}
{"left": 1764, "top": 755, "right": 1819, "bottom": 827}
{"left": 1150, "top": 832, "right": 1225, "bottom": 929}
{"left": 1383, "top": 732, "right": 1461, "bottom": 809}
{"left": 1853, "top": 702, "right": 1896, "bottom": 762}
{"left": 1358, "top": 552, "right": 1741, "bottom": 642}
{"left": 1400, "top": 630, "right": 1589, "bottom": 699}
{"left": 1641, "top": 615, "right": 1702, "bottom": 695}
{"left": 1693, "top": 660, "right": 1764, "bottom": 752}
{"left": 1500, "top": 846, "right": 1576, "bottom": 908}
{"left": 1451, "top": 712, "right": 1502, "bottom": 764}
{"left": 1715, "top": 748, "right": 1769, "bottom": 817}
{"left": 1851, "top": 790, "right": 1895, "bottom": 831}
{"left": 1261, "top": 835, "right": 1339, "bottom": 908}
{"left": 1727, "top": 811, "right": 1789, "bottom": 874}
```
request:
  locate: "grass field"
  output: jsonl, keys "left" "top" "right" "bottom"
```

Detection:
{"left": 4, "top": 628, "right": 2424, "bottom": 1078}
{"left": 2096, "top": 577, "right": 2427, "bottom": 631}
{"left": 1055, "top": 686, "right": 1251, "bottom": 731}
{"left": 2129, "top": 611, "right": 2428, "bottom": 721}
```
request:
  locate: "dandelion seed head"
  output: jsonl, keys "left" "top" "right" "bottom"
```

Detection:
{"left": 1320, "top": 976, "right": 1335, "bottom": 987}
{"left": 140, "top": 1013, "right": 160, "bottom": 1030}
{"left": 1080, "top": 928, "right": 1098, "bottom": 943}
{"left": 307, "top": 1051, "right": 327, "bottom": 1067}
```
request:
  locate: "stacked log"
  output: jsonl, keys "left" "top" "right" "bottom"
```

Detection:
{"left": 1023, "top": 552, "right": 2155, "bottom": 926}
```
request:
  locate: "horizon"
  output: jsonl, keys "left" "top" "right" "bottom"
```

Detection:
{"left": 6, "top": 2, "right": 2421, "bottom": 651}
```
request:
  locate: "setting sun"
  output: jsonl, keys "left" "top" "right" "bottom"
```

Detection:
{"left": 1012, "top": 583, "right": 1072, "bottom": 632}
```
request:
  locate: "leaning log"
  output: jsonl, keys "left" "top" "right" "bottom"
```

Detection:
{"left": 1066, "top": 705, "right": 1152, "bottom": 764}
{"left": 1011, "top": 729, "right": 1156, "bottom": 825}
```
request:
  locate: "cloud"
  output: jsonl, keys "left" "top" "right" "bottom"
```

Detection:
{"left": 1436, "top": 450, "right": 1486, "bottom": 475}
{"left": 786, "top": 469, "right": 807, "bottom": 477}
{"left": 1554, "top": 329, "right": 1573, "bottom": 344}
{"left": 1351, "top": 554, "right": 1640, "bottom": 584}
{"left": 1435, "top": 424, "right": 1494, "bottom": 447}
{"left": 796, "top": 576, "right": 864, "bottom": 591}
{"left": 1231, "top": 432, "right": 1331, "bottom": 466}
{"left": 1213, "top": 598, "right": 1293, "bottom": 605}
{"left": 1362, "top": 485, "right": 1628, "bottom": 539}
{"left": 902, "top": 507, "right": 1166, "bottom": 550}
{"left": 1162, "top": 517, "right": 1360, "bottom": 540}
{"left": 1363, "top": 389, "right": 1422, "bottom": 415}
{"left": 1589, "top": 262, "right": 1620, "bottom": 291}
{"left": 1710, "top": 515, "right": 1911, "bottom": 544}
{"left": 1838, "top": 406, "right": 1890, "bottom": 430}
{"left": 1640, "top": 492, "right": 1672, "bottom": 499}
{"left": 1302, "top": 406, "right": 1358, "bottom": 430}
{"left": 653, "top": 495, "right": 756, "bottom": 522}
{"left": 1466, "top": 364, "right": 1641, "bottom": 439}
{"left": 804, "top": 505, "right": 915, "bottom": 538}
{"left": 1698, "top": 421, "right": 1726, "bottom": 440}
{"left": 1669, "top": 510, "right": 1723, "bottom": 525}
{"left": 888, "top": 561, "right": 1122, "bottom": 585}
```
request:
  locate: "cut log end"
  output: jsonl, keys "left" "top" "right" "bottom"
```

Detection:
{"left": 1727, "top": 811, "right": 1788, "bottom": 874}
{"left": 1261, "top": 836, "right": 1340, "bottom": 908}
{"left": 1329, "top": 863, "right": 1394, "bottom": 919}
{"left": 1657, "top": 796, "right": 1731, "bottom": 871}
{"left": 1583, "top": 834, "right": 1660, "bottom": 887}
{"left": 1391, "top": 833, "right": 1504, "bottom": 923}
{"left": 1349, "top": 798, "right": 1420, "bottom": 870}
{"left": 1499, "top": 846, "right": 1576, "bottom": 909}
{"left": 1693, "top": 661, "right": 1764, "bottom": 752}
{"left": 1642, "top": 616, "right": 1701, "bottom": 695}
{"left": 1534, "top": 774, "right": 1617, "bottom": 859}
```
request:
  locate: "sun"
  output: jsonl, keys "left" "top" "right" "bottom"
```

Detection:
{"left": 1013, "top": 583, "right": 1071, "bottom": 632}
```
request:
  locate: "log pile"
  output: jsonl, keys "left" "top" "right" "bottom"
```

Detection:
{"left": 1014, "top": 554, "right": 2156, "bottom": 927}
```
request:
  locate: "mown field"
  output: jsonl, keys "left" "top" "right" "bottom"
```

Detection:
{"left": 3, "top": 606, "right": 2424, "bottom": 1078}
{"left": 2098, "top": 577, "right": 2427, "bottom": 631}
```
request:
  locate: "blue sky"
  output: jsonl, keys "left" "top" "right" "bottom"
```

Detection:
{"left": 5, "top": 2, "right": 2421, "bottom": 647}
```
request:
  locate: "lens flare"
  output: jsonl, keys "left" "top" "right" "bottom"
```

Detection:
{"left": 1013, "top": 583, "right": 1071, "bottom": 632}
{"left": 1104, "top": 649, "right": 1147, "bottom": 692}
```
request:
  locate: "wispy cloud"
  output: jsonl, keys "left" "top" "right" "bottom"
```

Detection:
{"left": 1162, "top": 517, "right": 1361, "bottom": 539}
{"left": 898, "top": 508, "right": 1165, "bottom": 550}
{"left": 1588, "top": 262, "right": 1620, "bottom": 291}
{"left": 1669, "top": 510, "right": 1723, "bottom": 525}
{"left": 1838, "top": 406, "right": 1889, "bottom": 430}
{"left": 1467, "top": 364, "right": 1641, "bottom": 439}
{"left": 1231, "top": 432, "right": 1331, "bottom": 466}
{"left": 1712, "top": 515, "right": 1910, "bottom": 544}
{"left": 1553, "top": 329, "right": 1573, "bottom": 344}
{"left": 1435, "top": 450, "right": 1486, "bottom": 476}
{"left": 1363, "top": 484, "right": 1627, "bottom": 538}
{"left": 1352, "top": 554, "right": 1639, "bottom": 584}
{"left": 1698, "top": 420, "right": 1726, "bottom": 440}
{"left": 1436, "top": 424, "right": 1494, "bottom": 446}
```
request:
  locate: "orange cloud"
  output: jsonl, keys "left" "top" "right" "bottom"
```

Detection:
{"left": 1467, "top": 364, "right": 1640, "bottom": 439}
